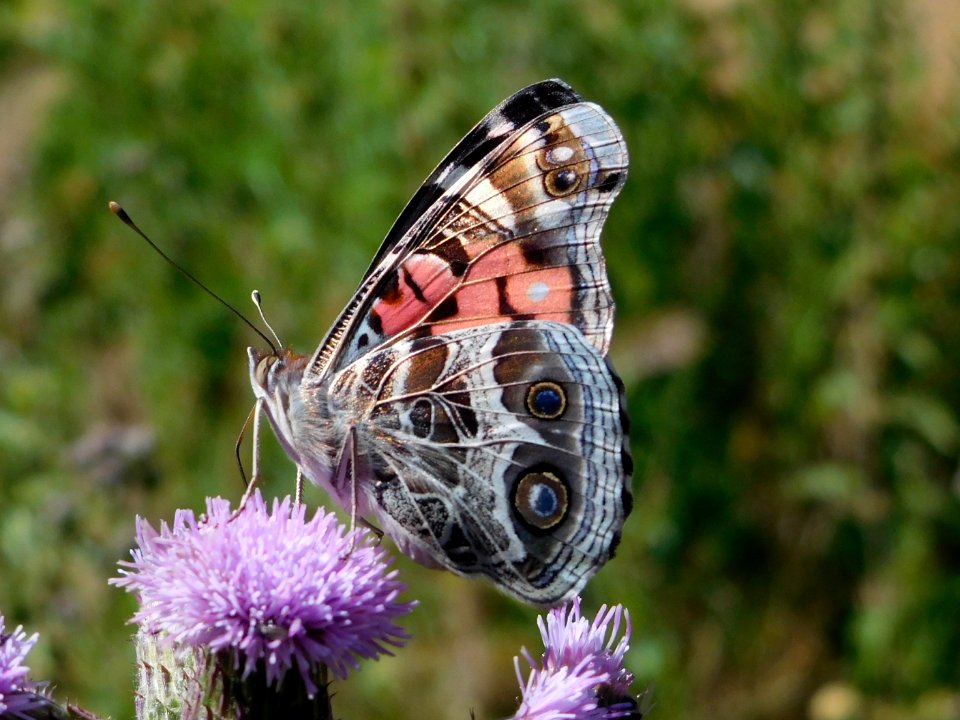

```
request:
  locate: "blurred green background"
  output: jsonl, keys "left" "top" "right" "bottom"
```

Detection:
{"left": 2, "top": 0, "right": 959, "bottom": 718}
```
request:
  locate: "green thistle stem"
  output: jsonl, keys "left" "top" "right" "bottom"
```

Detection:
{"left": 135, "top": 631, "right": 333, "bottom": 720}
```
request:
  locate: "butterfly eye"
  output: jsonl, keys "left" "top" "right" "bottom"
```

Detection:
{"left": 255, "top": 355, "right": 278, "bottom": 387}
{"left": 513, "top": 469, "right": 569, "bottom": 531}
{"left": 526, "top": 381, "right": 566, "bottom": 420}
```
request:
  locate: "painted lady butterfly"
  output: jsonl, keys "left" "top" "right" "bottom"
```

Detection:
{"left": 249, "top": 79, "right": 632, "bottom": 606}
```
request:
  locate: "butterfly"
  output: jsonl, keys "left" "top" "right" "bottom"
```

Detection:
{"left": 248, "top": 79, "right": 632, "bottom": 606}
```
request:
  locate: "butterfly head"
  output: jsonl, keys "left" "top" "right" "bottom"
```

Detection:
{"left": 248, "top": 347, "right": 308, "bottom": 402}
{"left": 248, "top": 346, "right": 342, "bottom": 490}
{"left": 248, "top": 346, "right": 313, "bottom": 452}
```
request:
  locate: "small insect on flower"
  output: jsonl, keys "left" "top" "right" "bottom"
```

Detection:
{"left": 112, "top": 491, "right": 415, "bottom": 697}
{"left": 512, "top": 598, "right": 641, "bottom": 720}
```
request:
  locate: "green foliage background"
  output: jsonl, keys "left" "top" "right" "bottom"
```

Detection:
{"left": 1, "top": 1, "right": 959, "bottom": 718}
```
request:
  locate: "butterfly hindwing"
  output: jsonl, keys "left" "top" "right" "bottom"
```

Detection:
{"left": 306, "top": 81, "right": 627, "bottom": 380}
{"left": 329, "top": 320, "right": 633, "bottom": 605}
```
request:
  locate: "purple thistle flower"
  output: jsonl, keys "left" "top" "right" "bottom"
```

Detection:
{"left": 512, "top": 598, "right": 640, "bottom": 720}
{"left": 112, "top": 491, "right": 415, "bottom": 697}
{"left": 0, "top": 614, "right": 44, "bottom": 720}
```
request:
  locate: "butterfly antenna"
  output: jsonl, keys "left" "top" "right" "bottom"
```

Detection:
{"left": 251, "top": 290, "right": 283, "bottom": 350}
{"left": 108, "top": 201, "right": 278, "bottom": 354}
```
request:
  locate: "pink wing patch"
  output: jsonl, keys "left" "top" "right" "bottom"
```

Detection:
{"left": 370, "top": 239, "right": 576, "bottom": 341}
{"left": 374, "top": 254, "right": 458, "bottom": 337}
{"left": 440, "top": 241, "right": 574, "bottom": 329}
{"left": 373, "top": 243, "right": 575, "bottom": 337}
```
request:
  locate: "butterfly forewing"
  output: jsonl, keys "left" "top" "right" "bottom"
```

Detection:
{"left": 305, "top": 87, "right": 627, "bottom": 380}
{"left": 306, "top": 80, "right": 583, "bottom": 379}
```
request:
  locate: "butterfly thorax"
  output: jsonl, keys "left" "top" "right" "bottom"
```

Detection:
{"left": 248, "top": 347, "right": 351, "bottom": 506}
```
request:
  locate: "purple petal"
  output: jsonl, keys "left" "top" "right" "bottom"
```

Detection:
{"left": 0, "top": 614, "right": 43, "bottom": 718}
{"left": 112, "top": 491, "right": 415, "bottom": 694}
{"left": 513, "top": 598, "right": 639, "bottom": 720}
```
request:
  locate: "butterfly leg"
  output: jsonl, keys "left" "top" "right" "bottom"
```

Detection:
{"left": 294, "top": 467, "right": 304, "bottom": 505}
{"left": 234, "top": 402, "right": 257, "bottom": 490}
{"left": 330, "top": 426, "right": 377, "bottom": 555}
{"left": 336, "top": 426, "right": 360, "bottom": 556}
{"left": 343, "top": 427, "right": 386, "bottom": 544}
{"left": 359, "top": 518, "right": 384, "bottom": 546}
{"left": 348, "top": 426, "right": 359, "bottom": 540}
{"left": 233, "top": 398, "right": 265, "bottom": 519}
{"left": 346, "top": 429, "right": 386, "bottom": 544}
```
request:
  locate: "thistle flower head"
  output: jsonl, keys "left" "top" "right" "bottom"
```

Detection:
{"left": 112, "top": 491, "right": 415, "bottom": 696}
{"left": 0, "top": 614, "right": 44, "bottom": 719}
{"left": 513, "top": 598, "right": 639, "bottom": 720}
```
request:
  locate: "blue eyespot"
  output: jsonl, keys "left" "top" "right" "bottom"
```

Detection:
{"left": 526, "top": 381, "right": 566, "bottom": 419}
{"left": 513, "top": 469, "right": 569, "bottom": 531}
{"left": 530, "top": 484, "right": 559, "bottom": 518}
{"left": 534, "top": 387, "right": 562, "bottom": 415}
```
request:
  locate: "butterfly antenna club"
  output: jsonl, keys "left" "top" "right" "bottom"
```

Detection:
{"left": 107, "top": 201, "right": 278, "bottom": 353}
{"left": 251, "top": 290, "right": 284, "bottom": 350}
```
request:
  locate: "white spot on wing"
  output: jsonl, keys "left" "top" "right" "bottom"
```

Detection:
{"left": 528, "top": 281, "right": 550, "bottom": 302}
{"left": 463, "top": 178, "right": 518, "bottom": 232}
{"left": 487, "top": 119, "right": 515, "bottom": 137}
{"left": 546, "top": 146, "right": 574, "bottom": 164}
